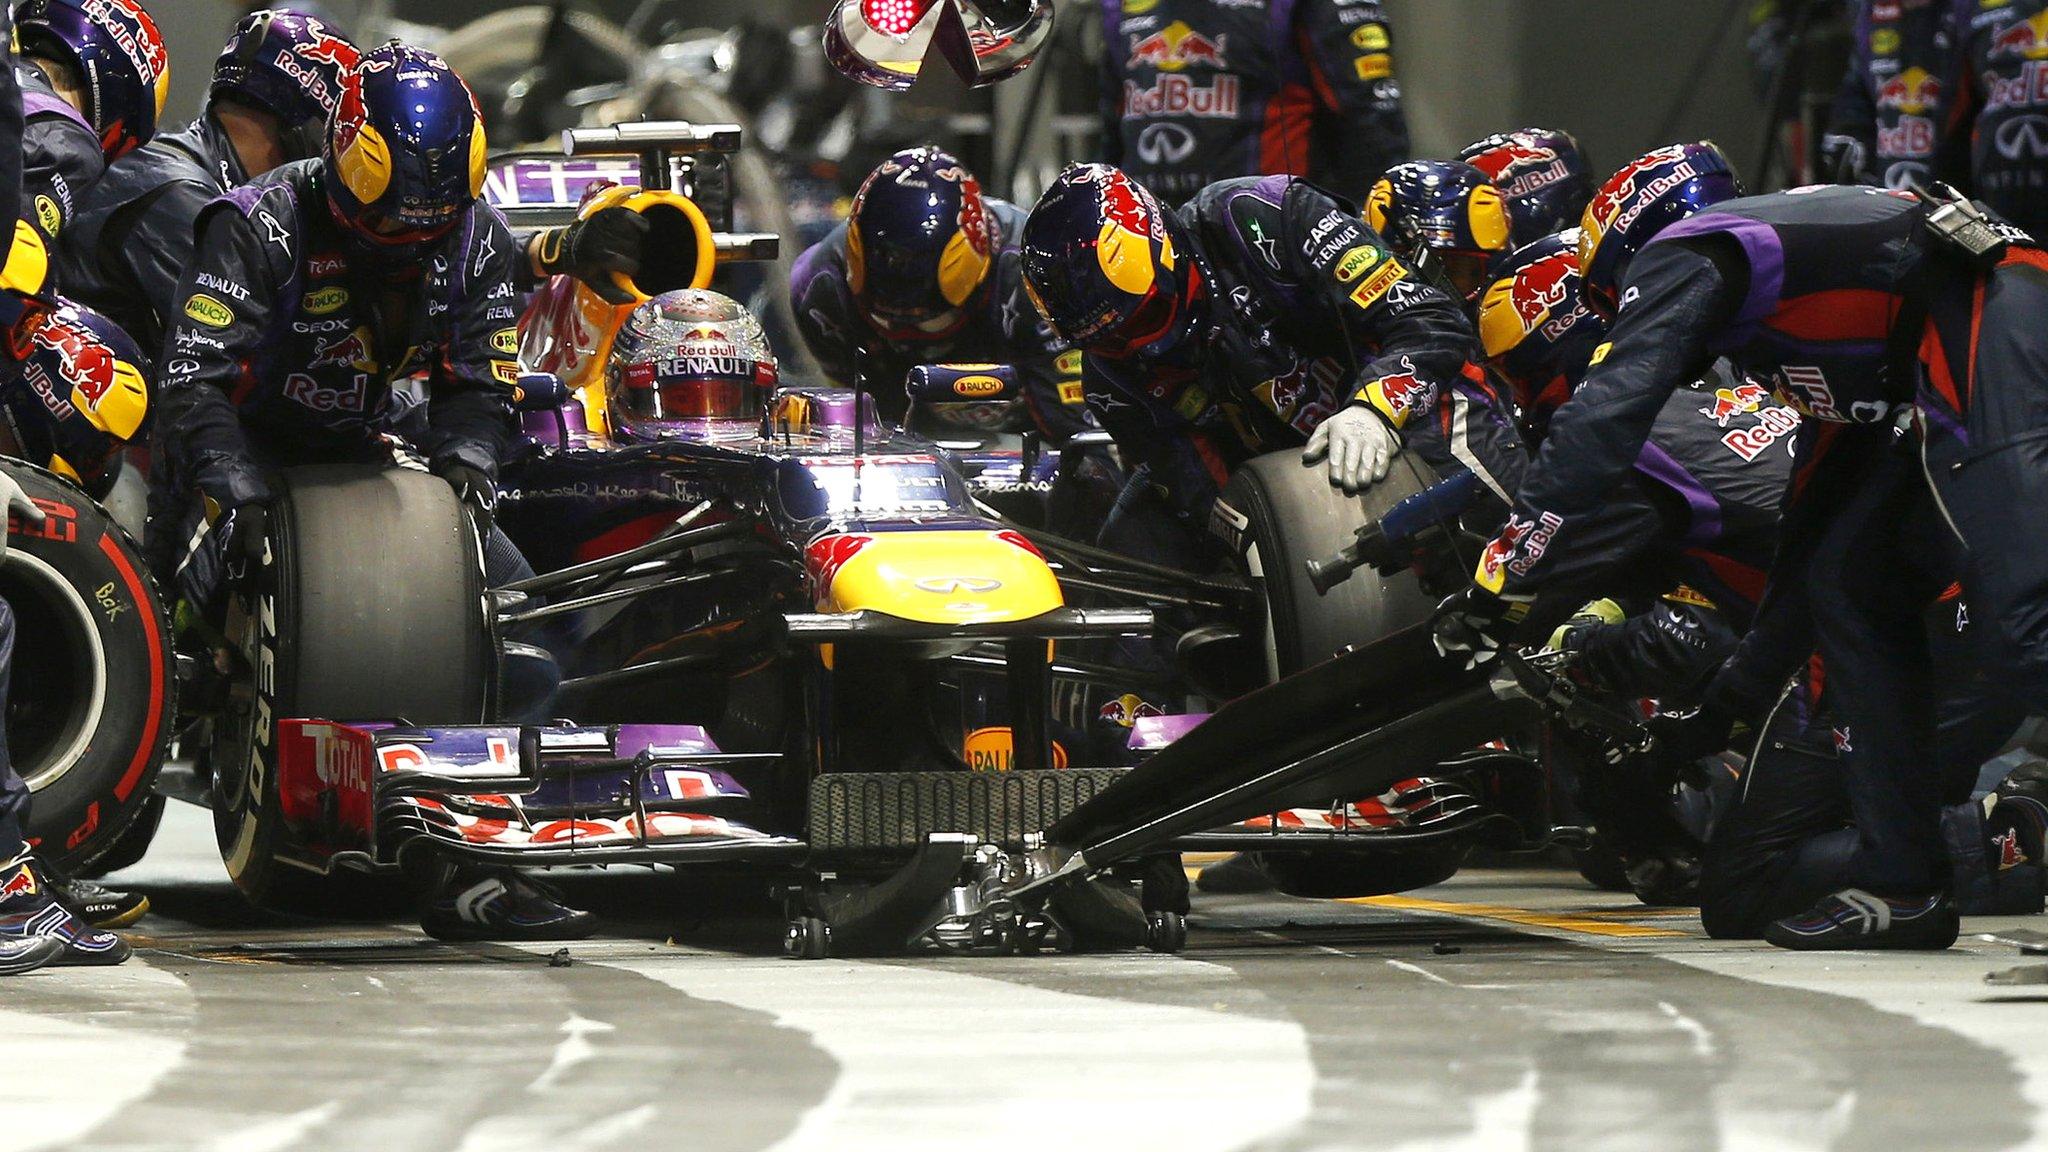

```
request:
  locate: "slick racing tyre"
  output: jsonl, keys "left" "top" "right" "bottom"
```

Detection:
{"left": 1214, "top": 452, "right": 1461, "bottom": 899}
{"left": 212, "top": 466, "right": 491, "bottom": 909}
{"left": 0, "top": 459, "right": 174, "bottom": 875}
{"left": 1216, "top": 450, "right": 1440, "bottom": 680}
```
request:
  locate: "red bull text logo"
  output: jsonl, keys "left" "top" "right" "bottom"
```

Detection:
{"left": 1469, "top": 140, "right": 1570, "bottom": 199}
{"left": 1585, "top": 145, "right": 1693, "bottom": 233}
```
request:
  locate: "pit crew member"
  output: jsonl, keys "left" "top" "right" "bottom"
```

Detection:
{"left": 150, "top": 43, "right": 593, "bottom": 942}
{"left": 60, "top": 8, "right": 357, "bottom": 349}
{"left": 1435, "top": 141, "right": 2048, "bottom": 950}
{"left": 1020, "top": 163, "right": 1524, "bottom": 560}
{"left": 1097, "top": 0, "right": 1409, "bottom": 204}
{"left": 1820, "top": 0, "right": 1967, "bottom": 190}
{"left": 13, "top": 0, "right": 168, "bottom": 260}
{"left": 1365, "top": 160, "right": 1517, "bottom": 301}
{"left": 1953, "top": 0, "right": 2048, "bottom": 234}
{"left": 1459, "top": 126, "right": 1597, "bottom": 246}
{"left": 790, "top": 146, "right": 1091, "bottom": 440}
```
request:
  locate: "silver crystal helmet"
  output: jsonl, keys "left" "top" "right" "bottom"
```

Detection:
{"left": 605, "top": 290, "right": 779, "bottom": 439}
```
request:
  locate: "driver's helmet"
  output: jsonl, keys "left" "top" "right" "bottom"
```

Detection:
{"left": 211, "top": 9, "right": 359, "bottom": 163}
{"left": 1579, "top": 141, "right": 1740, "bottom": 319}
{"left": 15, "top": 0, "right": 170, "bottom": 162}
{"left": 605, "top": 289, "right": 779, "bottom": 439}
{"left": 1020, "top": 162, "right": 1205, "bottom": 361}
{"left": 1458, "top": 127, "right": 1596, "bottom": 244}
{"left": 1474, "top": 230, "right": 1607, "bottom": 431}
{"left": 0, "top": 299, "right": 148, "bottom": 497}
{"left": 848, "top": 146, "right": 994, "bottom": 342}
{"left": 323, "top": 42, "right": 485, "bottom": 254}
{"left": 1365, "top": 160, "right": 1514, "bottom": 301}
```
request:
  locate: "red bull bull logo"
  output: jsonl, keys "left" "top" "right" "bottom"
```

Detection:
{"left": 310, "top": 329, "right": 375, "bottom": 371}
{"left": 1126, "top": 21, "right": 1228, "bottom": 71}
{"left": 1509, "top": 252, "right": 1578, "bottom": 328}
{"left": 1698, "top": 381, "right": 1768, "bottom": 426}
{"left": 1585, "top": 144, "right": 1692, "bottom": 233}
{"left": 1098, "top": 693, "right": 1164, "bottom": 728}
{"left": 1991, "top": 11, "right": 2048, "bottom": 61}
{"left": 1875, "top": 66, "right": 1942, "bottom": 116}
{"left": 1468, "top": 139, "right": 1568, "bottom": 199}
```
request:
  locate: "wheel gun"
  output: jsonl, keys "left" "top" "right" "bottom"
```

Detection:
{"left": 1305, "top": 470, "right": 1481, "bottom": 596}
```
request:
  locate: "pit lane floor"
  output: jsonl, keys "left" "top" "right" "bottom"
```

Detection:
{"left": 9, "top": 802, "right": 2048, "bottom": 1152}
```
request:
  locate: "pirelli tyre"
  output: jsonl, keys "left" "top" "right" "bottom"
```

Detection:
{"left": 0, "top": 459, "right": 174, "bottom": 874}
{"left": 1213, "top": 452, "right": 1461, "bottom": 899}
{"left": 211, "top": 465, "right": 492, "bottom": 909}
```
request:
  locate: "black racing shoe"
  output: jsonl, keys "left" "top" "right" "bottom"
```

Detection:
{"left": 420, "top": 870, "right": 598, "bottom": 942}
{"left": 0, "top": 934, "right": 65, "bottom": 976}
{"left": 1195, "top": 852, "right": 1275, "bottom": 895}
{"left": 49, "top": 874, "right": 150, "bottom": 929}
{"left": 1764, "top": 889, "right": 1960, "bottom": 952}
{"left": 0, "top": 858, "right": 132, "bottom": 966}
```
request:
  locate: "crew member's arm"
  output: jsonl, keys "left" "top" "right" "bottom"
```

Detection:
{"left": 101, "top": 179, "right": 215, "bottom": 338}
{"left": 1083, "top": 355, "right": 1224, "bottom": 526}
{"left": 153, "top": 200, "right": 282, "bottom": 509}
{"left": 431, "top": 206, "right": 522, "bottom": 479}
{"left": 19, "top": 111, "right": 103, "bottom": 249}
{"left": 789, "top": 233, "right": 861, "bottom": 386}
{"left": 1294, "top": 0, "right": 1410, "bottom": 197}
{"left": 1479, "top": 239, "right": 1742, "bottom": 597}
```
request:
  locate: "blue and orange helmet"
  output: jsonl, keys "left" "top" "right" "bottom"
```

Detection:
{"left": 847, "top": 147, "right": 995, "bottom": 342}
{"left": 1459, "top": 127, "right": 1596, "bottom": 245}
{"left": 1020, "top": 163, "right": 1205, "bottom": 360}
{"left": 323, "top": 42, "right": 486, "bottom": 252}
{"left": 15, "top": 0, "right": 170, "bottom": 161}
{"left": 1579, "top": 141, "right": 1741, "bottom": 319}
{"left": 212, "top": 10, "right": 358, "bottom": 160}
{"left": 1365, "top": 161, "right": 1514, "bottom": 300}
{"left": 1474, "top": 230, "right": 1607, "bottom": 432}
{"left": 0, "top": 299, "right": 148, "bottom": 497}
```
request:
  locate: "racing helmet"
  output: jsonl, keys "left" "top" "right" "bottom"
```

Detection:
{"left": 605, "top": 289, "right": 779, "bottom": 438}
{"left": 1458, "top": 127, "right": 1596, "bottom": 244}
{"left": 848, "top": 147, "right": 994, "bottom": 342}
{"left": 1365, "top": 161, "right": 1514, "bottom": 300}
{"left": 211, "top": 9, "right": 359, "bottom": 162}
{"left": 1475, "top": 230, "right": 1608, "bottom": 423}
{"left": 323, "top": 42, "right": 486, "bottom": 253}
{"left": 1020, "top": 162, "right": 1205, "bottom": 361}
{"left": 0, "top": 299, "right": 147, "bottom": 497}
{"left": 15, "top": 0, "right": 170, "bottom": 161}
{"left": 1579, "top": 141, "right": 1741, "bottom": 319}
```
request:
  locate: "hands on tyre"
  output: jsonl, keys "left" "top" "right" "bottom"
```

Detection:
{"left": 1430, "top": 584, "right": 1532, "bottom": 670}
{"left": 0, "top": 470, "right": 44, "bottom": 564}
{"left": 1303, "top": 406, "right": 1399, "bottom": 494}
{"left": 436, "top": 462, "right": 497, "bottom": 534}
{"left": 534, "top": 207, "right": 650, "bottom": 306}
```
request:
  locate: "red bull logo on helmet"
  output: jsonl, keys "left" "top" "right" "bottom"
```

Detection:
{"left": 1583, "top": 144, "right": 1693, "bottom": 237}
{"left": 1468, "top": 138, "right": 1570, "bottom": 199}
{"left": 1126, "top": 21, "right": 1228, "bottom": 72}
{"left": 1508, "top": 251, "right": 1578, "bottom": 329}
{"left": 1991, "top": 11, "right": 2048, "bottom": 61}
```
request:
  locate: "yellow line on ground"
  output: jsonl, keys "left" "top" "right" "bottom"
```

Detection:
{"left": 1346, "top": 893, "right": 1689, "bottom": 938}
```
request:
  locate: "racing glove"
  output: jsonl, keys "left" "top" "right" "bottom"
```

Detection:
{"left": 437, "top": 462, "right": 498, "bottom": 534}
{"left": 531, "top": 207, "right": 650, "bottom": 306}
{"left": 1303, "top": 405, "right": 1400, "bottom": 494}
{"left": 176, "top": 501, "right": 267, "bottom": 612}
{"left": 0, "top": 469, "right": 43, "bottom": 564}
{"left": 1430, "top": 584, "right": 1533, "bottom": 670}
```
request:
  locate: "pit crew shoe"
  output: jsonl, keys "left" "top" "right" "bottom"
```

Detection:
{"left": 420, "top": 871, "right": 599, "bottom": 942}
{"left": 1764, "top": 889, "right": 1959, "bottom": 952}
{"left": 0, "top": 934, "right": 65, "bottom": 975}
{"left": 0, "top": 858, "right": 133, "bottom": 966}
{"left": 50, "top": 874, "right": 150, "bottom": 929}
{"left": 1195, "top": 853, "right": 1275, "bottom": 894}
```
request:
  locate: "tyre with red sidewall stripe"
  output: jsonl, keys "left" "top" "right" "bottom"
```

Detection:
{"left": 1, "top": 459, "right": 174, "bottom": 873}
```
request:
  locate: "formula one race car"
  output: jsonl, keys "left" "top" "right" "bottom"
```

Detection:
{"left": 169, "top": 123, "right": 1662, "bottom": 956}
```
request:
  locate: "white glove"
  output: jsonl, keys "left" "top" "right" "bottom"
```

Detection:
{"left": 0, "top": 470, "right": 42, "bottom": 565}
{"left": 1302, "top": 405, "right": 1400, "bottom": 493}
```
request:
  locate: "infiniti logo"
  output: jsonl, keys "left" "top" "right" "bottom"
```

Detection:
{"left": 1996, "top": 115, "right": 2048, "bottom": 160}
{"left": 1136, "top": 122, "right": 1197, "bottom": 165}
{"left": 914, "top": 576, "right": 1004, "bottom": 593}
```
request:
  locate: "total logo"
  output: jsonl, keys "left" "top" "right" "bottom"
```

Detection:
{"left": 1127, "top": 21, "right": 1228, "bottom": 71}
{"left": 1991, "top": 10, "right": 2048, "bottom": 60}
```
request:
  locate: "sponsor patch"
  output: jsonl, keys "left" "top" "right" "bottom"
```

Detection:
{"left": 1353, "top": 53, "right": 1392, "bottom": 81}
{"left": 1347, "top": 261, "right": 1406, "bottom": 308}
{"left": 1333, "top": 245, "right": 1380, "bottom": 283}
{"left": 491, "top": 360, "right": 520, "bottom": 385}
{"left": 1350, "top": 23, "right": 1389, "bottom": 50}
{"left": 952, "top": 374, "right": 1006, "bottom": 398}
{"left": 490, "top": 327, "right": 519, "bottom": 356}
{"left": 1054, "top": 349, "right": 1083, "bottom": 376}
{"left": 33, "top": 194, "right": 59, "bottom": 236}
{"left": 302, "top": 285, "right": 348, "bottom": 314}
{"left": 183, "top": 294, "right": 233, "bottom": 328}
{"left": 1661, "top": 583, "right": 1717, "bottom": 609}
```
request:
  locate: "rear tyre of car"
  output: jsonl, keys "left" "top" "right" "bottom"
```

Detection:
{"left": 1, "top": 459, "right": 174, "bottom": 875}
{"left": 211, "top": 465, "right": 491, "bottom": 910}
{"left": 1214, "top": 452, "right": 1464, "bottom": 899}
